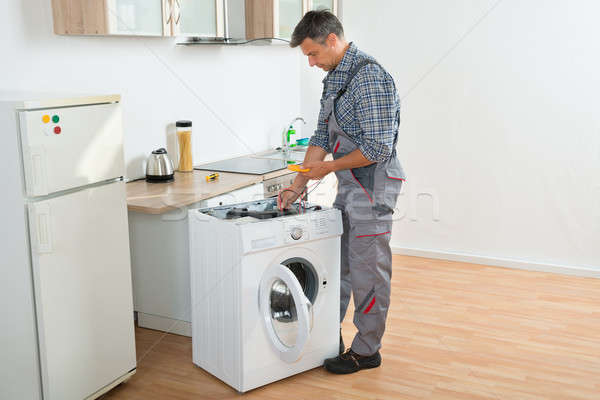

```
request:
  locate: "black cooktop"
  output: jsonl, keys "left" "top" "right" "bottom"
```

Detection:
{"left": 194, "top": 156, "right": 292, "bottom": 175}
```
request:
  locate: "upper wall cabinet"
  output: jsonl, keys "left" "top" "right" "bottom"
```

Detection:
{"left": 51, "top": 0, "right": 338, "bottom": 41}
{"left": 51, "top": 0, "right": 224, "bottom": 37}
{"left": 177, "top": 0, "right": 225, "bottom": 37}
{"left": 107, "top": 0, "right": 165, "bottom": 35}
{"left": 52, "top": 0, "right": 165, "bottom": 36}
{"left": 308, "top": 0, "right": 338, "bottom": 14}
{"left": 245, "top": 0, "right": 338, "bottom": 41}
{"left": 276, "top": 0, "right": 304, "bottom": 40}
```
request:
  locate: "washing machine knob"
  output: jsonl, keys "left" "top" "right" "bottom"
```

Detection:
{"left": 290, "top": 227, "right": 303, "bottom": 240}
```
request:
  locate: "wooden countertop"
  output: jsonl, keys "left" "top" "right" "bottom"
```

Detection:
{"left": 126, "top": 168, "right": 294, "bottom": 215}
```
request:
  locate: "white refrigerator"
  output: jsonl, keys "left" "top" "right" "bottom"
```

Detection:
{"left": 0, "top": 93, "right": 136, "bottom": 400}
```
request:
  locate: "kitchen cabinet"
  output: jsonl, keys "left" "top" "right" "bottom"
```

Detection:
{"left": 308, "top": 0, "right": 338, "bottom": 14}
{"left": 275, "top": 0, "right": 305, "bottom": 40}
{"left": 51, "top": 0, "right": 337, "bottom": 41}
{"left": 177, "top": 0, "right": 225, "bottom": 38}
{"left": 245, "top": 0, "right": 338, "bottom": 41}
{"left": 51, "top": 0, "right": 224, "bottom": 37}
{"left": 106, "top": 0, "right": 165, "bottom": 36}
{"left": 52, "top": 0, "right": 165, "bottom": 36}
{"left": 245, "top": 0, "right": 304, "bottom": 40}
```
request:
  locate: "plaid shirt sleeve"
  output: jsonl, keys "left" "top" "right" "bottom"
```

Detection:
{"left": 308, "top": 84, "right": 332, "bottom": 153}
{"left": 351, "top": 65, "right": 399, "bottom": 162}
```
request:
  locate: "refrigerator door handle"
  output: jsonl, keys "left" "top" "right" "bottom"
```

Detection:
{"left": 25, "top": 145, "right": 49, "bottom": 197}
{"left": 29, "top": 203, "right": 53, "bottom": 253}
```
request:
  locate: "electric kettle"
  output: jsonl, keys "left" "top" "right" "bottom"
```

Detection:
{"left": 145, "top": 148, "right": 174, "bottom": 182}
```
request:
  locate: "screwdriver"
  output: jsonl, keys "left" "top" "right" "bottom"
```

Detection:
{"left": 205, "top": 173, "right": 219, "bottom": 182}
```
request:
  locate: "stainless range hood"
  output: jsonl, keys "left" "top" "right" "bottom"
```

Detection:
{"left": 222, "top": 0, "right": 246, "bottom": 41}
{"left": 177, "top": 0, "right": 291, "bottom": 45}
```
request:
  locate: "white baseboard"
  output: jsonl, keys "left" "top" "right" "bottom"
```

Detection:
{"left": 137, "top": 312, "right": 192, "bottom": 337}
{"left": 391, "top": 246, "right": 600, "bottom": 278}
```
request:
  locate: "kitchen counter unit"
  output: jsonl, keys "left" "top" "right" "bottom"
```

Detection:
{"left": 126, "top": 168, "right": 294, "bottom": 214}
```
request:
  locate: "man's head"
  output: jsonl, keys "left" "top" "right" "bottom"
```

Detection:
{"left": 290, "top": 10, "right": 348, "bottom": 71}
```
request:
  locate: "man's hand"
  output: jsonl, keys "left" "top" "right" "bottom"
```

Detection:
{"left": 299, "top": 160, "right": 334, "bottom": 180}
{"left": 278, "top": 186, "right": 304, "bottom": 210}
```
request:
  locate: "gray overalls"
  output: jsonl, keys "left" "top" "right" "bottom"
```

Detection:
{"left": 323, "top": 59, "right": 406, "bottom": 356}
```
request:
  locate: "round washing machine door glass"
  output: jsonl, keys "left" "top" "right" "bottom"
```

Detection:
{"left": 259, "top": 262, "right": 315, "bottom": 363}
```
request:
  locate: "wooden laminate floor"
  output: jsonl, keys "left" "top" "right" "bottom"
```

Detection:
{"left": 102, "top": 255, "right": 600, "bottom": 400}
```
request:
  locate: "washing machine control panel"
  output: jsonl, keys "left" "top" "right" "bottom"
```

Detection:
{"left": 290, "top": 227, "right": 303, "bottom": 240}
{"left": 237, "top": 209, "right": 343, "bottom": 253}
{"left": 284, "top": 222, "right": 309, "bottom": 243}
{"left": 282, "top": 211, "right": 344, "bottom": 244}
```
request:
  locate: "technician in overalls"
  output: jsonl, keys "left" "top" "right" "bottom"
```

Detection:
{"left": 279, "top": 10, "right": 406, "bottom": 374}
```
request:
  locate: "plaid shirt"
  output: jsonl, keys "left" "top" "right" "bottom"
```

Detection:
{"left": 308, "top": 42, "right": 400, "bottom": 162}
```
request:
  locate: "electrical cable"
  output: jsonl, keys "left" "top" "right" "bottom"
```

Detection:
{"left": 279, "top": 177, "right": 324, "bottom": 213}
{"left": 306, "top": 179, "right": 323, "bottom": 196}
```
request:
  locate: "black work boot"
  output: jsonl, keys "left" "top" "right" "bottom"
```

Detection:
{"left": 324, "top": 349, "right": 381, "bottom": 374}
{"left": 339, "top": 329, "right": 344, "bottom": 355}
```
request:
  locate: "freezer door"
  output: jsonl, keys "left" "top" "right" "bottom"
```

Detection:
{"left": 19, "top": 103, "right": 124, "bottom": 197}
{"left": 27, "top": 181, "right": 136, "bottom": 400}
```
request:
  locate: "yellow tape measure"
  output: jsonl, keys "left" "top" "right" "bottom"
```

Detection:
{"left": 287, "top": 164, "right": 310, "bottom": 173}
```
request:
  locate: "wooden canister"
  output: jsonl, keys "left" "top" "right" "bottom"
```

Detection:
{"left": 176, "top": 120, "right": 193, "bottom": 172}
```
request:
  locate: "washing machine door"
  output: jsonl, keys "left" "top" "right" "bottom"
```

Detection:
{"left": 259, "top": 263, "right": 313, "bottom": 363}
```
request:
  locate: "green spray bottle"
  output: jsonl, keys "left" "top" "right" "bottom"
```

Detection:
{"left": 286, "top": 125, "right": 296, "bottom": 147}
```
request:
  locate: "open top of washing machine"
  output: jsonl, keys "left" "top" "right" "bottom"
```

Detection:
{"left": 197, "top": 198, "right": 322, "bottom": 222}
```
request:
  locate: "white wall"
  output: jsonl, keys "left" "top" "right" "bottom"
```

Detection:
{"left": 302, "top": 0, "right": 600, "bottom": 273}
{"left": 4, "top": 1, "right": 598, "bottom": 273}
{"left": 1, "top": 0, "right": 302, "bottom": 179}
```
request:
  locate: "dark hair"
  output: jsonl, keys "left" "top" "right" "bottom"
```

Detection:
{"left": 290, "top": 10, "right": 344, "bottom": 48}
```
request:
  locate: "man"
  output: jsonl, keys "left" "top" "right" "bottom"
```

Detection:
{"left": 279, "top": 10, "right": 406, "bottom": 374}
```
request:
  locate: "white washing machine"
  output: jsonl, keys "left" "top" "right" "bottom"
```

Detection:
{"left": 188, "top": 199, "right": 342, "bottom": 392}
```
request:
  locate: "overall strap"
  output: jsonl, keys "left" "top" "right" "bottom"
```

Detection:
{"left": 334, "top": 59, "right": 379, "bottom": 105}
{"left": 333, "top": 59, "right": 399, "bottom": 157}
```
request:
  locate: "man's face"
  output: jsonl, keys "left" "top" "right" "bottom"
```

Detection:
{"left": 300, "top": 36, "right": 337, "bottom": 71}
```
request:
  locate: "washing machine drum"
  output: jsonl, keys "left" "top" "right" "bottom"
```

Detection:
{"left": 270, "top": 280, "right": 296, "bottom": 322}
{"left": 270, "top": 259, "right": 318, "bottom": 321}
{"left": 265, "top": 258, "right": 319, "bottom": 347}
